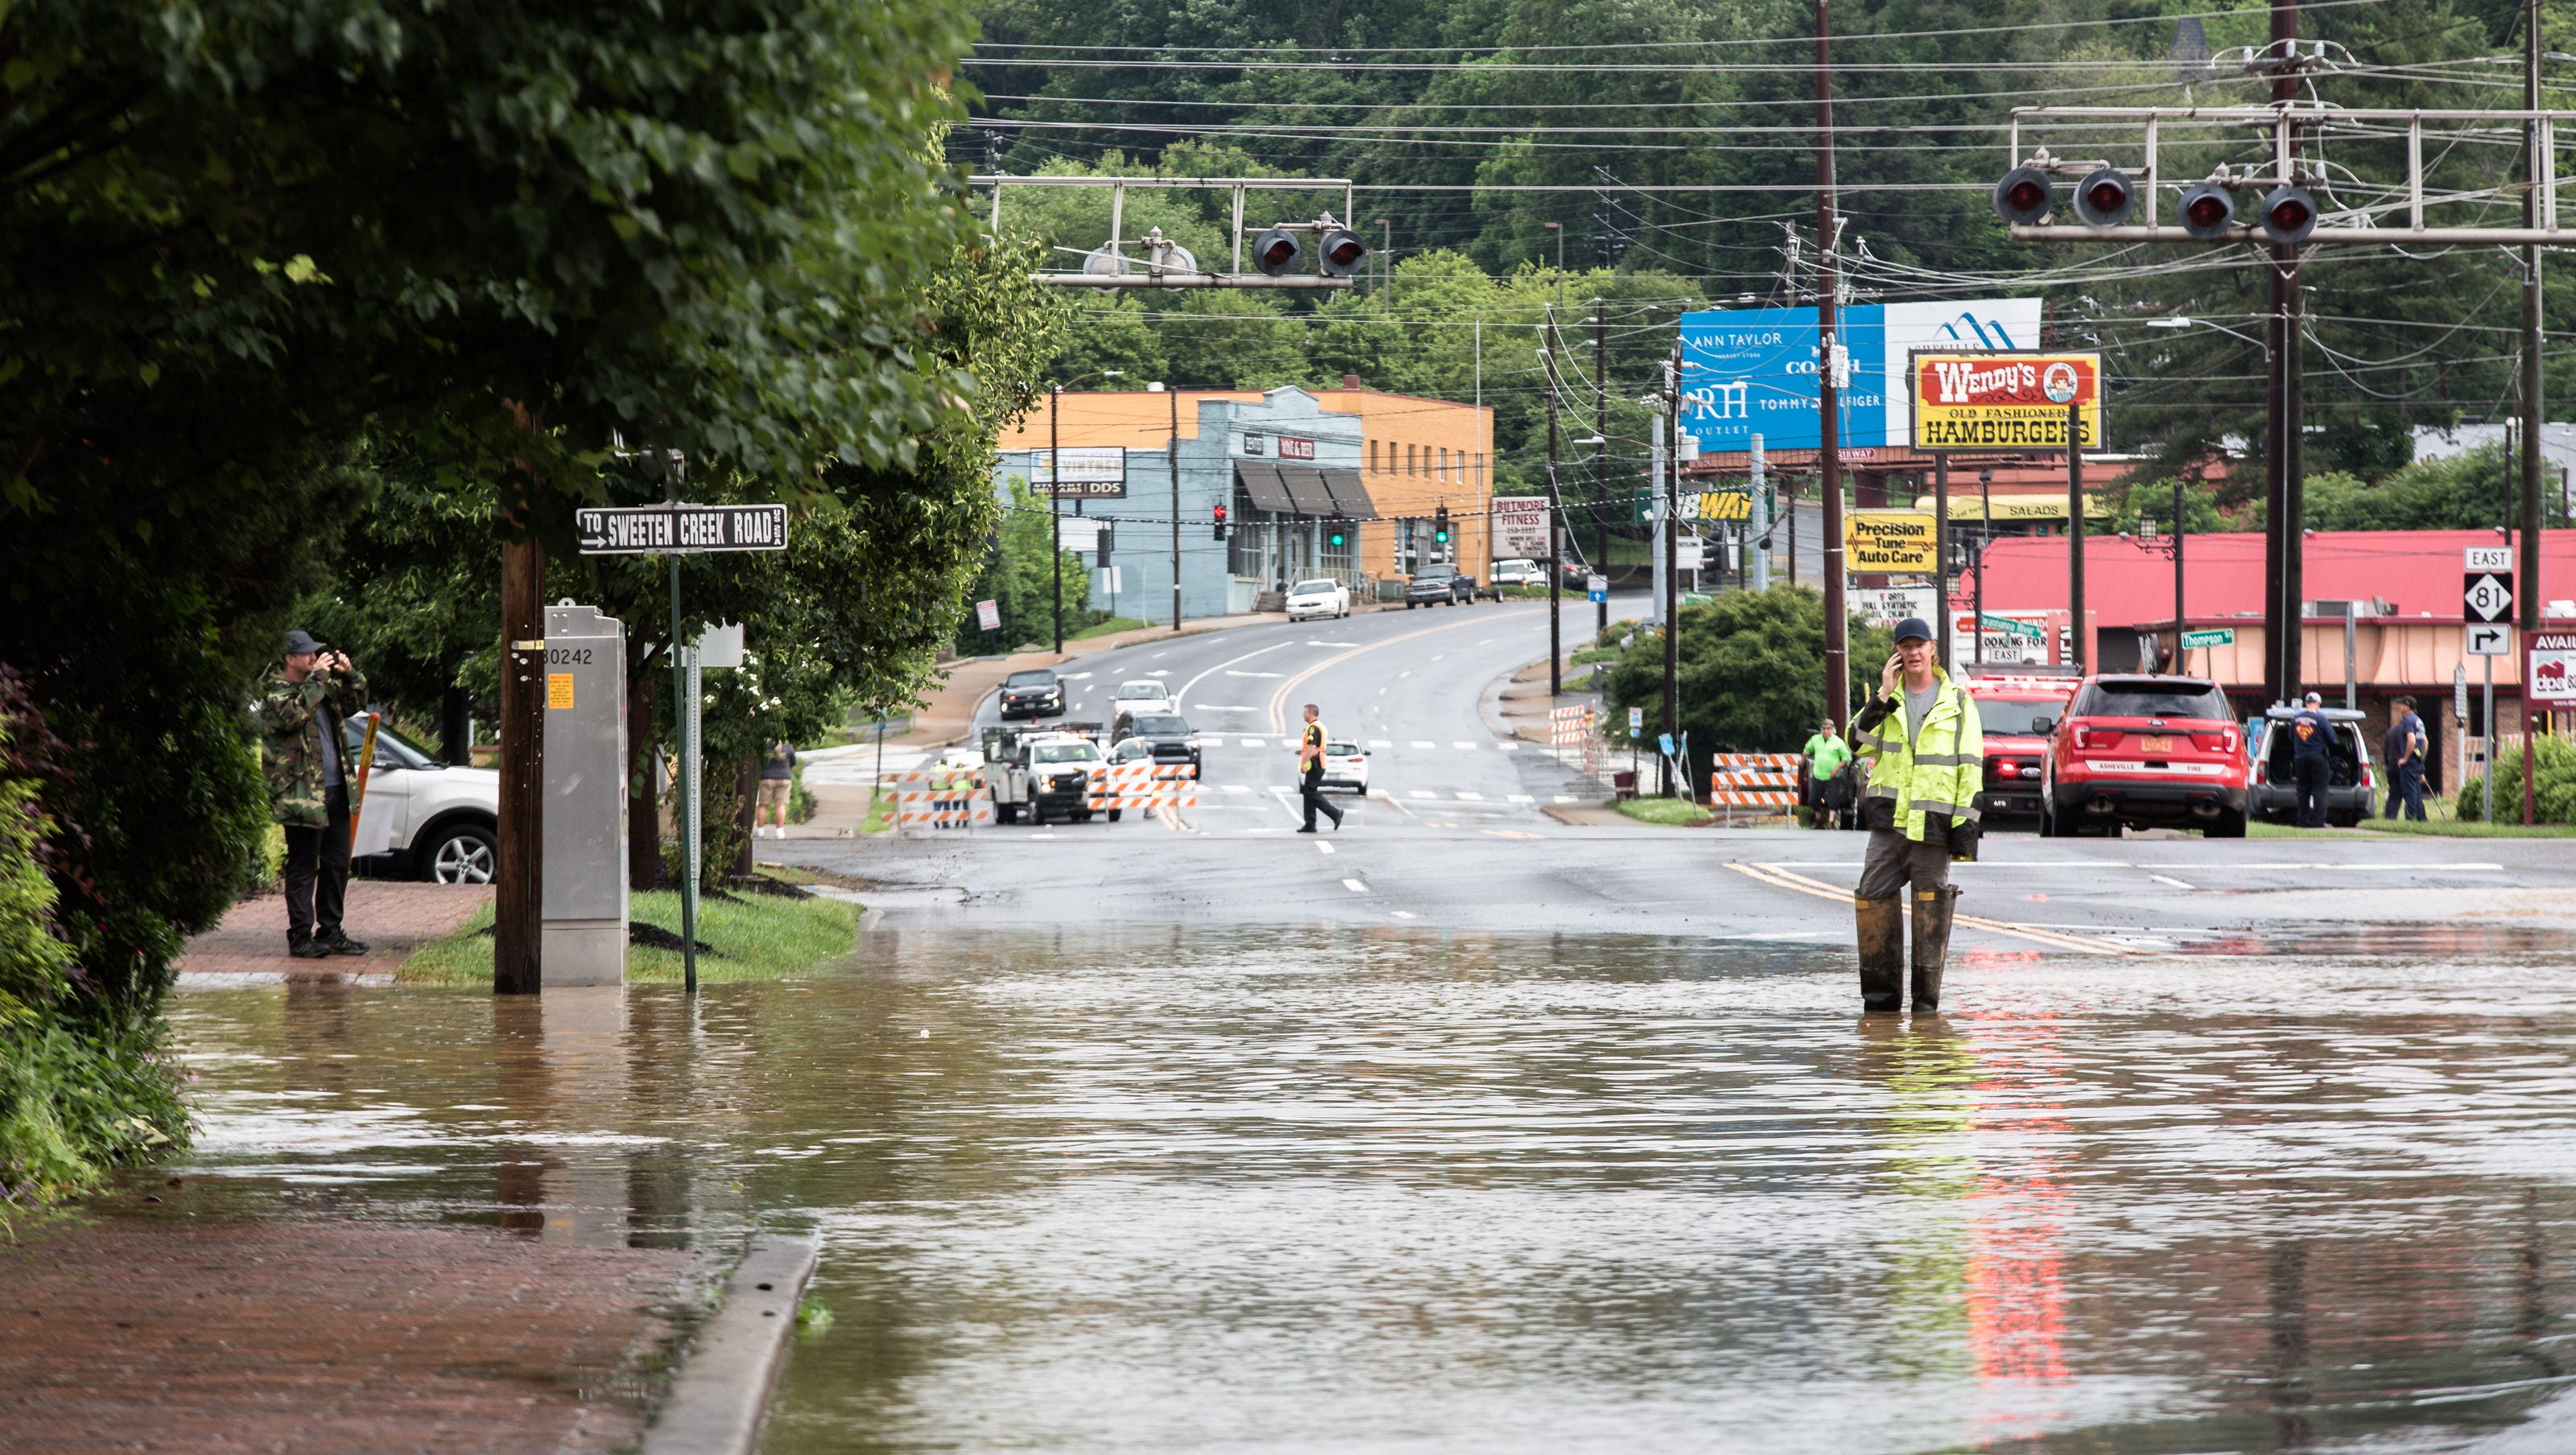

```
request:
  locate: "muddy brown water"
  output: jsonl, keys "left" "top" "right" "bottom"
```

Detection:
{"left": 164, "top": 928, "right": 2576, "bottom": 1453}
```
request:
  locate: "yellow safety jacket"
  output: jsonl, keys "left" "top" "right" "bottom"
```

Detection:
{"left": 1848, "top": 666, "right": 1984, "bottom": 842}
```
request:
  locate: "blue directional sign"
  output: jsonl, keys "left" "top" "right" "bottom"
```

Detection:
{"left": 1677, "top": 299, "right": 2041, "bottom": 456}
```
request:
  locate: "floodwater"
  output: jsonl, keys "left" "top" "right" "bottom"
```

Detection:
{"left": 163, "top": 928, "right": 2576, "bottom": 1453}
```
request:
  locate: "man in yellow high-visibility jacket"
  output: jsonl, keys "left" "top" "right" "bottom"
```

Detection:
{"left": 1846, "top": 617, "right": 1983, "bottom": 1012}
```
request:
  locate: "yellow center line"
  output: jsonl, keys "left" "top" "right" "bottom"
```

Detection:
{"left": 1722, "top": 861, "right": 2144, "bottom": 957}
{"left": 1263, "top": 612, "right": 1530, "bottom": 736}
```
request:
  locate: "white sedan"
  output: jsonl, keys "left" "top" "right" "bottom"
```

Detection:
{"left": 1284, "top": 578, "right": 1351, "bottom": 620}
{"left": 1111, "top": 678, "right": 1176, "bottom": 717}
{"left": 1490, "top": 559, "right": 1545, "bottom": 587}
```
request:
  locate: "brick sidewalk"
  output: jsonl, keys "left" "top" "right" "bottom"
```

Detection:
{"left": 175, "top": 881, "right": 493, "bottom": 981}
{"left": 0, "top": 1215, "right": 699, "bottom": 1453}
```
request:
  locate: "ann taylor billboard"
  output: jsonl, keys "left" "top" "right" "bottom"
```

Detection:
{"left": 1675, "top": 299, "right": 2045, "bottom": 455}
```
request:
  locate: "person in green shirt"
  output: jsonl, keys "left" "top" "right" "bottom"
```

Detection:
{"left": 1802, "top": 718, "right": 1852, "bottom": 828}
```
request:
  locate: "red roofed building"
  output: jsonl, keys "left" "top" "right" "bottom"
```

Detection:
{"left": 1955, "top": 529, "right": 2576, "bottom": 787}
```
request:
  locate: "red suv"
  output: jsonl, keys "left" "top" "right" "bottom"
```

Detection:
{"left": 2040, "top": 674, "right": 2248, "bottom": 838}
{"left": 1962, "top": 674, "right": 2080, "bottom": 825}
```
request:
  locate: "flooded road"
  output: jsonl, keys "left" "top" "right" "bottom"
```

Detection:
{"left": 166, "top": 929, "right": 2576, "bottom": 1453}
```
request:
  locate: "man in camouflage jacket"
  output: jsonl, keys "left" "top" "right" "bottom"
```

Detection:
{"left": 259, "top": 630, "right": 370, "bottom": 958}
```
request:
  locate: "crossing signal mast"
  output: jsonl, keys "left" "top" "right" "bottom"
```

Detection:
{"left": 974, "top": 175, "right": 1368, "bottom": 290}
{"left": 1991, "top": 27, "right": 2563, "bottom": 709}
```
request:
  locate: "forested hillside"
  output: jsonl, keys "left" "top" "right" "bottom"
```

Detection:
{"left": 964, "top": 0, "right": 2567, "bottom": 504}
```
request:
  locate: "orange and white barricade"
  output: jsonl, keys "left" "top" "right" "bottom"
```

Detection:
{"left": 1547, "top": 703, "right": 1593, "bottom": 748}
{"left": 880, "top": 769, "right": 993, "bottom": 831}
{"left": 1089, "top": 762, "right": 1199, "bottom": 814}
{"left": 1708, "top": 752, "right": 1800, "bottom": 810}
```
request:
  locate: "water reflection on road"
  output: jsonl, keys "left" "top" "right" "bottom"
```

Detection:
{"left": 165, "top": 929, "right": 2576, "bottom": 1453}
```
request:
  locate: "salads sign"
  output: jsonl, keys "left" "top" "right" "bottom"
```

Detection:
{"left": 1909, "top": 352, "right": 2103, "bottom": 449}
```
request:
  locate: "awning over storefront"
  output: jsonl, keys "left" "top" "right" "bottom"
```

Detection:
{"left": 1280, "top": 464, "right": 1336, "bottom": 515}
{"left": 1319, "top": 468, "right": 1380, "bottom": 520}
{"left": 1234, "top": 460, "right": 1297, "bottom": 513}
{"left": 1913, "top": 492, "right": 2114, "bottom": 521}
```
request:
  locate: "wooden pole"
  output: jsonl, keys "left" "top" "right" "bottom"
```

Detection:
{"left": 2067, "top": 400, "right": 2086, "bottom": 672}
{"left": 494, "top": 534, "right": 544, "bottom": 996}
{"left": 1815, "top": 0, "right": 1847, "bottom": 728}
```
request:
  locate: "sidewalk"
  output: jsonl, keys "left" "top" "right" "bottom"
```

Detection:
{"left": 0, "top": 1211, "right": 698, "bottom": 1453}
{"left": 174, "top": 881, "right": 493, "bottom": 982}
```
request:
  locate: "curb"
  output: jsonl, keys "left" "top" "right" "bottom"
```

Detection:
{"left": 639, "top": 1233, "right": 821, "bottom": 1455}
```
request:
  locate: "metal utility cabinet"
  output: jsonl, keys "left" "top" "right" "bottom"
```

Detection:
{"left": 542, "top": 603, "right": 628, "bottom": 986}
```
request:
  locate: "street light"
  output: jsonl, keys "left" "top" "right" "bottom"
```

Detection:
{"left": 1049, "top": 369, "right": 1123, "bottom": 653}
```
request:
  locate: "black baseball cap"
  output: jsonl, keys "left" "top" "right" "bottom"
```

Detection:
{"left": 1892, "top": 617, "right": 1934, "bottom": 644}
{"left": 284, "top": 629, "right": 322, "bottom": 655}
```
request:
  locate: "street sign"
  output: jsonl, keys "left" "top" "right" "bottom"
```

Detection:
{"left": 1628, "top": 706, "right": 1644, "bottom": 737}
{"left": 2465, "top": 545, "right": 2513, "bottom": 571}
{"left": 2180, "top": 626, "right": 2235, "bottom": 649}
{"left": 2529, "top": 631, "right": 2576, "bottom": 705}
{"left": 1587, "top": 572, "right": 1608, "bottom": 604}
{"left": 575, "top": 502, "right": 788, "bottom": 554}
{"left": 2464, "top": 570, "right": 2514, "bottom": 623}
{"left": 1978, "top": 612, "right": 2045, "bottom": 639}
{"left": 1675, "top": 536, "right": 1704, "bottom": 571}
{"left": 2466, "top": 623, "right": 2512, "bottom": 656}
{"left": 976, "top": 599, "right": 1001, "bottom": 633}
{"left": 2454, "top": 662, "right": 2469, "bottom": 720}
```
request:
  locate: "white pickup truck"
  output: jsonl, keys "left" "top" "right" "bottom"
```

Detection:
{"left": 980, "top": 723, "right": 1116, "bottom": 825}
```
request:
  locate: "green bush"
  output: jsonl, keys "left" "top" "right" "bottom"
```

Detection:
{"left": 1600, "top": 586, "right": 1893, "bottom": 789}
{"left": 2454, "top": 735, "right": 2576, "bottom": 824}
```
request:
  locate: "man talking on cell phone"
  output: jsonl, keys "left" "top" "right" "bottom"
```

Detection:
{"left": 259, "top": 630, "right": 371, "bottom": 959}
{"left": 1845, "top": 618, "right": 1981, "bottom": 1014}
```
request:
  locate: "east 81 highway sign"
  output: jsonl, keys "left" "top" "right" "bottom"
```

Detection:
{"left": 575, "top": 503, "right": 788, "bottom": 554}
{"left": 2463, "top": 545, "right": 2513, "bottom": 624}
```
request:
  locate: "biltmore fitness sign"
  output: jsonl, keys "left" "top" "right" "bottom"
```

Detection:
{"left": 1909, "top": 352, "right": 2103, "bottom": 450}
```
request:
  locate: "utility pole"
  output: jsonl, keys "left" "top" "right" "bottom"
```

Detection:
{"left": 1594, "top": 298, "right": 1610, "bottom": 636}
{"left": 1169, "top": 384, "right": 1183, "bottom": 633}
{"left": 1934, "top": 453, "right": 1951, "bottom": 667}
{"left": 1051, "top": 383, "right": 1064, "bottom": 653}
{"left": 1546, "top": 316, "right": 1564, "bottom": 697}
{"left": 2067, "top": 399, "right": 2087, "bottom": 671}
{"left": 1815, "top": 0, "right": 1848, "bottom": 730}
{"left": 2523, "top": 0, "right": 2546, "bottom": 822}
{"left": 495, "top": 529, "right": 543, "bottom": 996}
{"left": 1374, "top": 218, "right": 1393, "bottom": 299}
{"left": 2266, "top": 0, "right": 2306, "bottom": 706}
{"left": 1664, "top": 344, "right": 1681, "bottom": 795}
{"left": 2173, "top": 474, "right": 2187, "bottom": 670}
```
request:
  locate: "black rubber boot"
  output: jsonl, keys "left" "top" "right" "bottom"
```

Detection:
{"left": 1854, "top": 895, "right": 1905, "bottom": 1012}
{"left": 1910, "top": 884, "right": 1958, "bottom": 1012}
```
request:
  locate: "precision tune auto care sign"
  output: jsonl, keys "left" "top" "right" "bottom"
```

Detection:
{"left": 1909, "top": 352, "right": 2103, "bottom": 450}
{"left": 1844, "top": 509, "right": 1938, "bottom": 574}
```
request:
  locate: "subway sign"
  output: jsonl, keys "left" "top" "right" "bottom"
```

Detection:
{"left": 1909, "top": 352, "right": 2103, "bottom": 450}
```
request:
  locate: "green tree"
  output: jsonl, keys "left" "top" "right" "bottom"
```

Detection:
{"left": 960, "top": 480, "right": 1100, "bottom": 653}
{"left": 1601, "top": 587, "right": 1893, "bottom": 788}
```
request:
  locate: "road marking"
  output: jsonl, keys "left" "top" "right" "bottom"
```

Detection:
{"left": 1478, "top": 637, "right": 1496, "bottom": 645}
{"left": 1240, "top": 737, "right": 1267, "bottom": 748}
{"left": 1262, "top": 614, "right": 1507, "bottom": 733}
{"left": 1191, "top": 703, "right": 1257, "bottom": 711}
{"left": 1343, "top": 878, "right": 1368, "bottom": 892}
{"left": 1495, "top": 743, "right": 1518, "bottom": 752}
{"left": 1455, "top": 791, "right": 1484, "bottom": 801}
{"left": 1554, "top": 795, "right": 1580, "bottom": 803}
{"left": 1391, "top": 910, "right": 1418, "bottom": 919}
{"left": 1151, "top": 651, "right": 1167, "bottom": 658}
{"left": 1368, "top": 738, "right": 1393, "bottom": 748}
{"left": 1411, "top": 740, "right": 1435, "bottom": 748}
{"left": 1027, "top": 833, "right": 1056, "bottom": 840}
{"left": 1508, "top": 793, "right": 1535, "bottom": 803}
{"left": 1430, "top": 653, "right": 1445, "bottom": 662}
{"left": 1481, "top": 828, "right": 1543, "bottom": 839}
{"left": 1223, "top": 784, "right": 1250, "bottom": 793}
{"left": 1410, "top": 790, "right": 1435, "bottom": 799}
{"left": 1725, "top": 862, "right": 2144, "bottom": 956}
{"left": 1317, "top": 841, "right": 1335, "bottom": 855}
{"left": 1145, "top": 669, "right": 1170, "bottom": 677}
{"left": 1175, "top": 639, "right": 1299, "bottom": 719}
{"left": 1452, "top": 741, "right": 1477, "bottom": 750}
{"left": 1307, "top": 639, "right": 1359, "bottom": 646}
{"left": 1227, "top": 670, "right": 1284, "bottom": 678}
{"left": 1369, "top": 789, "right": 1419, "bottom": 820}
{"left": 1059, "top": 672, "right": 1093, "bottom": 680}
{"left": 2149, "top": 873, "right": 2196, "bottom": 890}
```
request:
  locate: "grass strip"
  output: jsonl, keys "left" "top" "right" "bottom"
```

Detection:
{"left": 1615, "top": 797, "right": 1715, "bottom": 826}
{"left": 398, "top": 885, "right": 859, "bottom": 985}
{"left": 1071, "top": 616, "right": 1150, "bottom": 640}
{"left": 2251, "top": 818, "right": 2576, "bottom": 839}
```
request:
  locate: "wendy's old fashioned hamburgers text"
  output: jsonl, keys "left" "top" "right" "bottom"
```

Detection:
{"left": 1909, "top": 352, "right": 2103, "bottom": 450}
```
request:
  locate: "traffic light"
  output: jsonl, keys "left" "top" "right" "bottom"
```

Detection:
{"left": 1433, "top": 505, "right": 1451, "bottom": 545}
{"left": 2259, "top": 184, "right": 2318, "bottom": 245}
{"left": 1317, "top": 228, "right": 1368, "bottom": 278}
{"left": 2071, "top": 167, "right": 2135, "bottom": 228}
{"left": 1992, "top": 166, "right": 2054, "bottom": 225}
{"left": 1327, "top": 512, "right": 1348, "bottom": 549}
{"left": 1212, "top": 503, "right": 1228, "bottom": 541}
{"left": 1250, "top": 227, "right": 1302, "bottom": 276}
{"left": 2178, "top": 181, "right": 2235, "bottom": 240}
{"left": 1095, "top": 523, "right": 1114, "bottom": 567}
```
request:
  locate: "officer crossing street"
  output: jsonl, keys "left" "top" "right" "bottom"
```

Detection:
{"left": 1847, "top": 618, "right": 1982, "bottom": 1012}
{"left": 1295, "top": 703, "right": 1344, "bottom": 834}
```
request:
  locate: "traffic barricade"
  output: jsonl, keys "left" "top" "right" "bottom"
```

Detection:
{"left": 1089, "top": 762, "right": 1199, "bottom": 814}
{"left": 1708, "top": 753, "right": 1800, "bottom": 818}
{"left": 879, "top": 769, "right": 993, "bottom": 831}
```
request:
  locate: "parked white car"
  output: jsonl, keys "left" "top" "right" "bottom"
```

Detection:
{"left": 341, "top": 719, "right": 502, "bottom": 883}
{"left": 1111, "top": 678, "right": 1176, "bottom": 717}
{"left": 1491, "top": 559, "right": 1544, "bottom": 587}
{"left": 1318, "top": 739, "right": 1371, "bottom": 793}
{"left": 1285, "top": 578, "right": 1351, "bottom": 620}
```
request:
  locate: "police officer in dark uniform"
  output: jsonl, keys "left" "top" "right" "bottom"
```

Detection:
{"left": 1296, "top": 703, "right": 1344, "bottom": 833}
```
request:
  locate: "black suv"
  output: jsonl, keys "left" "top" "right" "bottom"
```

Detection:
{"left": 999, "top": 667, "right": 1064, "bottom": 719}
{"left": 1112, "top": 710, "right": 1202, "bottom": 778}
{"left": 1405, "top": 572, "right": 1461, "bottom": 608}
